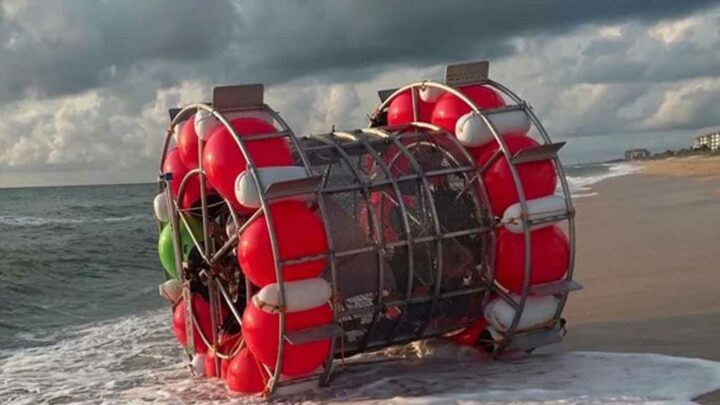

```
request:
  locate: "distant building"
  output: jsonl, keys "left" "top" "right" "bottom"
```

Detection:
{"left": 693, "top": 131, "right": 720, "bottom": 150}
{"left": 625, "top": 149, "right": 650, "bottom": 161}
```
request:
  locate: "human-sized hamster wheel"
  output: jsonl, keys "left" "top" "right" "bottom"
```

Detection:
{"left": 153, "top": 61, "right": 580, "bottom": 397}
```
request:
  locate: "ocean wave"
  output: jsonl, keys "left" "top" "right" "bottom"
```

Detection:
{"left": 566, "top": 162, "right": 641, "bottom": 198}
{"left": 2, "top": 311, "right": 720, "bottom": 404}
{"left": 0, "top": 214, "right": 151, "bottom": 227}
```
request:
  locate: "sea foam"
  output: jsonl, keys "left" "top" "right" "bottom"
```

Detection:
{"left": 566, "top": 162, "right": 642, "bottom": 198}
{"left": 2, "top": 311, "right": 720, "bottom": 404}
{"left": 0, "top": 214, "right": 151, "bottom": 227}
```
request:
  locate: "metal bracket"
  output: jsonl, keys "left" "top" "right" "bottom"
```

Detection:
{"left": 507, "top": 326, "right": 563, "bottom": 351}
{"left": 378, "top": 88, "right": 399, "bottom": 103}
{"left": 530, "top": 279, "right": 583, "bottom": 296}
{"left": 284, "top": 324, "right": 344, "bottom": 345}
{"left": 168, "top": 108, "right": 182, "bottom": 121}
{"left": 510, "top": 142, "right": 565, "bottom": 164}
{"left": 265, "top": 176, "right": 324, "bottom": 200}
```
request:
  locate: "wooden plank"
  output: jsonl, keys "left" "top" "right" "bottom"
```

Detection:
{"left": 445, "top": 61, "right": 489, "bottom": 87}
{"left": 212, "top": 83, "right": 264, "bottom": 111}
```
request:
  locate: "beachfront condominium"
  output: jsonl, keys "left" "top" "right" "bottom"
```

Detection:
{"left": 693, "top": 131, "right": 720, "bottom": 150}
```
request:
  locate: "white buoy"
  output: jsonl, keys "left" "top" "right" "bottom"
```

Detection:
{"left": 483, "top": 295, "right": 560, "bottom": 332}
{"left": 153, "top": 193, "right": 170, "bottom": 222}
{"left": 502, "top": 195, "right": 567, "bottom": 233}
{"left": 419, "top": 86, "right": 444, "bottom": 103}
{"left": 191, "top": 354, "right": 207, "bottom": 377}
{"left": 455, "top": 109, "right": 532, "bottom": 147}
{"left": 172, "top": 121, "right": 185, "bottom": 143}
{"left": 254, "top": 278, "right": 332, "bottom": 313}
{"left": 234, "top": 166, "right": 311, "bottom": 209}
{"left": 158, "top": 279, "right": 183, "bottom": 303}
{"left": 195, "top": 110, "right": 275, "bottom": 140}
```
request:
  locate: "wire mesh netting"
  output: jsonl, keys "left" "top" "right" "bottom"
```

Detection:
{"left": 297, "top": 128, "right": 494, "bottom": 355}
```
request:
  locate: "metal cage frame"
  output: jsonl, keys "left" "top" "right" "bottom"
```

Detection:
{"left": 156, "top": 61, "right": 579, "bottom": 397}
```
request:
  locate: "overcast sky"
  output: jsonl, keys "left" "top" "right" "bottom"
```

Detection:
{"left": 1, "top": 0, "right": 719, "bottom": 187}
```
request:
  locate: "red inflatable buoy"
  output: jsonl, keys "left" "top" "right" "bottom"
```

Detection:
{"left": 237, "top": 201, "right": 328, "bottom": 287}
{"left": 431, "top": 85, "right": 505, "bottom": 133}
{"left": 205, "top": 332, "right": 242, "bottom": 379}
{"left": 471, "top": 134, "right": 557, "bottom": 217}
{"left": 387, "top": 90, "right": 434, "bottom": 125}
{"left": 202, "top": 117, "right": 292, "bottom": 212}
{"left": 177, "top": 114, "right": 200, "bottom": 168}
{"left": 453, "top": 317, "right": 489, "bottom": 347}
{"left": 163, "top": 148, "right": 206, "bottom": 210}
{"left": 242, "top": 300, "right": 332, "bottom": 376}
{"left": 226, "top": 348, "right": 266, "bottom": 394}
{"left": 205, "top": 355, "right": 231, "bottom": 380}
{"left": 172, "top": 295, "right": 213, "bottom": 354}
{"left": 495, "top": 226, "right": 570, "bottom": 293}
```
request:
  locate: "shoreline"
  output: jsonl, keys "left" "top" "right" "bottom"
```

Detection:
{"left": 558, "top": 156, "right": 720, "bottom": 403}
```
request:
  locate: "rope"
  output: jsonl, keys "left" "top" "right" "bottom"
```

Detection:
{"left": 254, "top": 298, "right": 287, "bottom": 314}
{"left": 258, "top": 356, "right": 273, "bottom": 398}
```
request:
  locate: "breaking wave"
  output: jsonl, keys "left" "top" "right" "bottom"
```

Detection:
{"left": 0, "top": 214, "right": 151, "bottom": 227}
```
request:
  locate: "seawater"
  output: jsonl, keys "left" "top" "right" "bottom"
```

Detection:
{"left": 1, "top": 163, "right": 691, "bottom": 404}
{"left": 0, "top": 183, "right": 162, "bottom": 352}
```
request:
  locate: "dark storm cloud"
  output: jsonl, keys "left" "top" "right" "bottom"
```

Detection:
{"left": 225, "top": 0, "right": 718, "bottom": 83}
{"left": 0, "top": 0, "right": 236, "bottom": 103}
{"left": 0, "top": 0, "right": 716, "bottom": 105}
{"left": 2, "top": 0, "right": 720, "bottom": 187}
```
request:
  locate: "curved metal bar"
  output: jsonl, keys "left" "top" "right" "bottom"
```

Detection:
{"left": 372, "top": 81, "right": 538, "bottom": 354}
{"left": 268, "top": 109, "right": 341, "bottom": 387}
{"left": 334, "top": 130, "right": 415, "bottom": 350}
{"left": 486, "top": 80, "right": 576, "bottom": 323}
{"left": 308, "top": 133, "right": 385, "bottom": 354}
{"left": 174, "top": 168, "right": 210, "bottom": 263}
{"left": 409, "top": 121, "right": 497, "bottom": 316}
{"left": 193, "top": 129, "right": 222, "bottom": 377}
{"left": 171, "top": 103, "right": 291, "bottom": 391}
{"left": 363, "top": 127, "right": 443, "bottom": 342}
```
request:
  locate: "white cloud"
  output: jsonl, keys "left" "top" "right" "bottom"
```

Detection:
{"left": 2, "top": 1, "right": 720, "bottom": 186}
{"left": 648, "top": 16, "right": 703, "bottom": 45}
{"left": 598, "top": 26, "right": 623, "bottom": 39}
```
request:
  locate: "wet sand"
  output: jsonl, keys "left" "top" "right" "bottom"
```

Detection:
{"left": 544, "top": 159, "right": 720, "bottom": 402}
{"left": 564, "top": 173, "right": 720, "bottom": 331}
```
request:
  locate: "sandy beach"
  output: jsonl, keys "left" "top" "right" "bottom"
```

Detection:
{"left": 544, "top": 155, "right": 720, "bottom": 402}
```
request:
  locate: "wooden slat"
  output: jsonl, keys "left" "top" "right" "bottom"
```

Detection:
{"left": 445, "top": 61, "right": 489, "bottom": 87}
{"left": 212, "top": 84, "right": 264, "bottom": 111}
